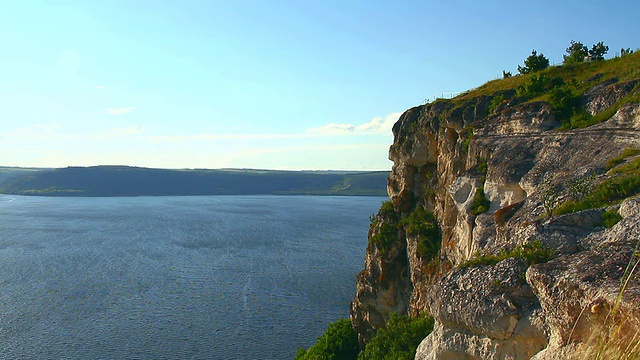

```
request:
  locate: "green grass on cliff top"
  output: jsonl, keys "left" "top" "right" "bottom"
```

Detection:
{"left": 455, "top": 51, "right": 640, "bottom": 102}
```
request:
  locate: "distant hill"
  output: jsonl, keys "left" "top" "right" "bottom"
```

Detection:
{"left": 0, "top": 166, "right": 389, "bottom": 196}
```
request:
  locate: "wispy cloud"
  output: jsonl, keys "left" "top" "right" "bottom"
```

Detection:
{"left": 307, "top": 112, "right": 401, "bottom": 135}
{"left": 104, "top": 107, "right": 135, "bottom": 116}
{"left": 95, "top": 85, "right": 105, "bottom": 89}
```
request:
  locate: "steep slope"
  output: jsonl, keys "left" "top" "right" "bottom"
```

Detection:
{"left": 351, "top": 53, "right": 640, "bottom": 359}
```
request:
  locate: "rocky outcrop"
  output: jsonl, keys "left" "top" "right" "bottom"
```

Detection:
{"left": 350, "top": 71, "right": 640, "bottom": 358}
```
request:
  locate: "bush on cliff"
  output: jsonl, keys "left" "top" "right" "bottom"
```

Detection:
{"left": 294, "top": 318, "right": 359, "bottom": 360}
{"left": 469, "top": 187, "right": 491, "bottom": 216}
{"left": 518, "top": 50, "right": 550, "bottom": 74}
{"left": 401, "top": 207, "right": 440, "bottom": 261}
{"left": 370, "top": 221, "right": 398, "bottom": 256}
{"left": 358, "top": 313, "right": 434, "bottom": 360}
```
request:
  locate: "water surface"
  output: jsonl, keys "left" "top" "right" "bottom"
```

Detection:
{"left": 0, "top": 195, "right": 383, "bottom": 359}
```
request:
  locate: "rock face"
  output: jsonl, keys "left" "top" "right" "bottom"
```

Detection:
{"left": 350, "top": 74, "right": 640, "bottom": 358}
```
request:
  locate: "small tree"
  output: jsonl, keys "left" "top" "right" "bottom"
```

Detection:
{"left": 589, "top": 41, "right": 609, "bottom": 61}
{"left": 518, "top": 50, "right": 550, "bottom": 74}
{"left": 563, "top": 40, "right": 588, "bottom": 64}
{"left": 502, "top": 70, "right": 512, "bottom": 79}
{"left": 621, "top": 48, "right": 634, "bottom": 56}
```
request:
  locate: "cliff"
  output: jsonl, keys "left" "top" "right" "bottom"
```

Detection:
{"left": 351, "top": 53, "right": 640, "bottom": 359}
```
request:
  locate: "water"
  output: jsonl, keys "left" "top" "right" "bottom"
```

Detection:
{"left": 0, "top": 195, "right": 384, "bottom": 359}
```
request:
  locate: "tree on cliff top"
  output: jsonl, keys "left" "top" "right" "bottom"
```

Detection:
{"left": 518, "top": 50, "right": 550, "bottom": 74}
{"left": 564, "top": 40, "right": 589, "bottom": 63}
{"left": 589, "top": 41, "right": 609, "bottom": 61}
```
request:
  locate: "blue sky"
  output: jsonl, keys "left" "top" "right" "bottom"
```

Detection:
{"left": 1, "top": 1, "right": 638, "bottom": 170}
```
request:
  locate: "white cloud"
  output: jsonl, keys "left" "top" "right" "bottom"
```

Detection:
{"left": 104, "top": 107, "right": 135, "bottom": 116}
{"left": 307, "top": 112, "right": 401, "bottom": 135}
{"left": 141, "top": 112, "right": 401, "bottom": 144}
{"left": 95, "top": 85, "right": 105, "bottom": 89}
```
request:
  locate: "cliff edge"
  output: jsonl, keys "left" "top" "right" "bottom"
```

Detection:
{"left": 351, "top": 53, "right": 640, "bottom": 359}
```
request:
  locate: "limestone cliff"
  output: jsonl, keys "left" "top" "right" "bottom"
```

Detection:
{"left": 351, "top": 56, "right": 640, "bottom": 359}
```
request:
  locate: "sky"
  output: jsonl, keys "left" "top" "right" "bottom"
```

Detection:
{"left": 1, "top": 1, "right": 638, "bottom": 170}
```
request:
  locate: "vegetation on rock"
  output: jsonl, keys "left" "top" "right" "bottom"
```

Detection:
{"left": 296, "top": 314, "right": 434, "bottom": 360}
{"left": 606, "top": 148, "right": 640, "bottom": 171}
{"left": 469, "top": 187, "right": 490, "bottom": 215}
{"left": 358, "top": 314, "right": 434, "bottom": 360}
{"left": 460, "top": 239, "right": 556, "bottom": 268}
{"left": 401, "top": 207, "right": 440, "bottom": 261}
{"left": 295, "top": 318, "right": 359, "bottom": 360}
{"left": 451, "top": 44, "right": 639, "bottom": 132}
{"left": 555, "top": 152, "right": 640, "bottom": 216}
{"left": 600, "top": 209, "right": 623, "bottom": 228}
{"left": 369, "top": 221, "right": 398, "bottom": 256}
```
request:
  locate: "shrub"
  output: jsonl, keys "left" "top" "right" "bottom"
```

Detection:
{"left": 516, "top": 74, "right": 564, "bottom": 99}
{"left": 401, "top": 207, "right": 440, "bottom": 261}
{"left": 518, "top": 50, "right": 550, "bottom": 74}
{"left": 488, "top": 94, "right": 505, "bottom": 114}
{"left": 358, "top": 313, "right": 434, "bottom": 360}
{"left": 460, "top": 126, "right": 474, "bottom": 153}
{"left": 566, "top": 172, "right": 596, "bottom": 202}
{"left": 564, "top": 40, "right": 589, "bottom": 64}
{"left": 476, "top": 157, "right": 488, "bottom": 178}
{"left": 548, "top": 86, "right": 578, "bottom": 125}
{"left": 379, "top": 200, "right": 395, "bottom": 216}
{"left": 370, "top": 221, "right": 398, "bottom": 255}
{"left": 470, "top": 187, "right": 490, "bottom": 215}
{"left": 295, "top": 318, "right": 359, "bottom": 360}
{"left": 460, "top": 239, "right": 556, "bottom": 268}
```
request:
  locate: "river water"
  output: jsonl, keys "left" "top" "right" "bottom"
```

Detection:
{"left": 0, "top": 195, "right": 384, "bottom": 359}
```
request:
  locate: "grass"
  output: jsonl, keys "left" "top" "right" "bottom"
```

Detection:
{"left": 555, "top": 170, "right": 640, "bottom": 216}
{"left": 601, "top": 210, "right": 623, "bottom": 228}
{"left": 459, "top": 51, "right": 640, "bottom": 101}
{"left": 565, "top": 89, "right": 640, "bottom": 129}
{"left": 573, "top": 239, "right": 640, "bottom": 359}
{"left": 554, "top": 150, "right": 640, "bottom": 216}
{"left": 607, "top": 149, "right": 640, "bottom": 171}
{"left": 439, "top": 52, "right": 640, "bottom": 130}
{"left": 460, "top": 239, "right": 555, "bottom": 268}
